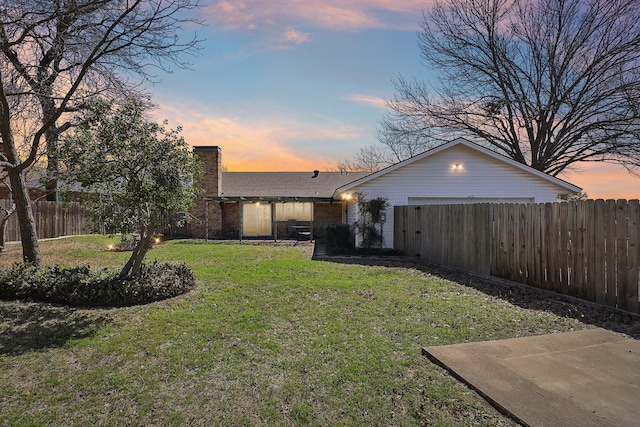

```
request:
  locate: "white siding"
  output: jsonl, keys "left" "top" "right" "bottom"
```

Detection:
{"left": 345, "top": 144, "right": 571, "bottom": 248}
{"left": 408, "top": 197, "right": 533, "bottom": 205}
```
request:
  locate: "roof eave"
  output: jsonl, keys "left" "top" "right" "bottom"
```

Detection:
{"left": 203, "top": 195, "right": 337, "bottom": 203}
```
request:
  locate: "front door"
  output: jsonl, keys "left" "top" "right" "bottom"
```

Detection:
{"left": 242, "top": 202, "right": 272, "bottom": 237}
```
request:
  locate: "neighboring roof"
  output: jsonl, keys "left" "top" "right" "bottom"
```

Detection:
{"left": 218, "top": 171, "right": 369, "bottom": 201}
{"left": 334, "top": 138, "right": 582, "bottom": 196}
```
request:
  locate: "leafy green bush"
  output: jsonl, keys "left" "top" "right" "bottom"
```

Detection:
{"left": 0, "top": 262, "right": 195, "bottom": 307}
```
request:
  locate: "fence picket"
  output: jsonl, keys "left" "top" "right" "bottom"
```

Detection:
{"left": 626, "top": 200, "right": 640, "bottom": 313}
{"left": 604, "top": 200, "right": 618, "bottom": 308}
{"left": 616, "top": 200, "right": 629, "bottom": 310}
{"left": 593, "top": 200, "right": 607, "bottom": 304}
{"left": 558, "top": 202, "right": 569, "bottom": 295}
{"left": 545, "top": 203, "right": 558, "bottom": 291}
{"left": 573, "top": 201, "right": 586, "bottom": 298}
{"left": 583, "top": 200, "right": 596, "bottom": 301}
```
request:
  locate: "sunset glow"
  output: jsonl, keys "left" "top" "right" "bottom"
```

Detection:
{"left": 149, "top": 0, "right": 639, "bottom": 199}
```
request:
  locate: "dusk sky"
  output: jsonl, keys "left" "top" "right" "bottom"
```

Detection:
{"left": 150, "top": 0, "right": 638, "bottom": 200}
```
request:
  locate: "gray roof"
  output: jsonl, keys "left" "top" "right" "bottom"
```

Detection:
{"left": 220, "top": 171, "right": 368, "bottom": 200}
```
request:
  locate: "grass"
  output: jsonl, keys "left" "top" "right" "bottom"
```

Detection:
{"left": 0, "top": 236, "right": 593, "bottom": 426}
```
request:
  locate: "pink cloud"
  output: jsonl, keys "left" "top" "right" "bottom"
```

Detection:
{"left": 209, "top": 1, "right": 257, "bottom": 30}
{"left": 345, "top": 94, "right": 387, "bottom": 110}
{"left": 206, "top": 0, "right": 428, "bottom": 32}
{"left": 282, "top": 28, "right": 310, "bottom": 44}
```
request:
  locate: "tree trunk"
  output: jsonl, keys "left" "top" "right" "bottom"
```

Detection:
{"left": 119, "top": 225, "right": 155, "bottom": 279}
{"left": 43, "top": 102, "right": 61, "bottom": 202}
{"left": 7, "top": 168, "right": 42, "bottom": 265}
{"left": 45, "top": 178, "right": 58, "bottom": 202}
{"left": 0, "top": 203, "right": 15, "bottom": 252}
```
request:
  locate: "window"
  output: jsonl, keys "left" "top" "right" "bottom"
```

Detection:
{"left": 275, "top": 202, "right": 313, "bottom": 221}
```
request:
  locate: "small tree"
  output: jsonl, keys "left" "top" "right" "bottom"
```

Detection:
{"left": 355, "top": 192, "right": 390, "bottom": 249}
{"left": 58, "top": 98, "right": 202, "bottom": 278}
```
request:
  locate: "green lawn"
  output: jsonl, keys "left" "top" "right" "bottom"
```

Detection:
{"left": 0, "top": 236, "right": 591, "bottom": 426}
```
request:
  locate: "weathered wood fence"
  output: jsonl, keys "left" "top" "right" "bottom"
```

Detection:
{"left": 394, "top": 200, "right": 640, "bottom": 314}
{"left": 1, "top": 200, "right": 90, "bottom": 243}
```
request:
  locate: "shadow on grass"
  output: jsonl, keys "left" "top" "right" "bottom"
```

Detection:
{"left": 318, "top": 256, "right": 640, "bottom": 339}
{"left": 0, "top": 300, "right": 110, "bottom": 356}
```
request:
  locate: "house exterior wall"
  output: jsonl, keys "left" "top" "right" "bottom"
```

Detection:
{"left": 189, "top": 146, "right": 223, "bottom": 238}
{"left": 311, "top": 201, "right": 344, "bottom": 239}
{"left": 314, "top": 201, "right": 343, "bottom": 226}
{"left": 221, "top": 202, "right": 240, "bottom": 238}
{"left": 343, "top": 144, "right": 571, "bottom": 248}
{"left": 0, "top": 187, "right": 46, "bottom": 201}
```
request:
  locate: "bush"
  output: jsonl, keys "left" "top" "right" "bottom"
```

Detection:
{"left": 0, "top": 262, "right": 195, "bottom": 307}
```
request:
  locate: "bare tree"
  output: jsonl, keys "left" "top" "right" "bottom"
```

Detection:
{"left": 377, "top": 0, "right": 640, "bottom": 176}
{"left": 0, "top": 0, "right": 202, "bottom": 265}
{"left": 337, "top": 145, "right": 396, "bottom": 173}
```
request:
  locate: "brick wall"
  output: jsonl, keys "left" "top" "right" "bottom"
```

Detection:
{"left": 189, "top": 146, "right": 223, "bottom": 238}
{"left": 313, "top": 201, "right": 345, "bottom": 239}
{"left": 314, "top": 201, "right": 344, "bottom": 225}
{"left": 221, "top": 202, "right": 240, "bottom": 238}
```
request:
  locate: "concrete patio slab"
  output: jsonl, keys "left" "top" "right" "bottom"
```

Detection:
{"left": 423, "top": 329, "right": 640, "bottom": 426}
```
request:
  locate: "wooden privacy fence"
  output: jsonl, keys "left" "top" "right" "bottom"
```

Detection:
{"left": 1, "top": 199, "right": 90, "bottom": 243}
{"left": 394, "top": 200, "right": 640, "bottom": 314}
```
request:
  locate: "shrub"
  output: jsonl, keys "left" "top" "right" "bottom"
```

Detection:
{"left": 0, "top": 262, "right": 195, "bottom": 307}
{"left": 354, "top": 193, "right": 389, "bottom": 249}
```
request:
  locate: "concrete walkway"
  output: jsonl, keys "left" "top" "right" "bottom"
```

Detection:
{"left": 423, "top": 329, "right": 640, "bottom": 426}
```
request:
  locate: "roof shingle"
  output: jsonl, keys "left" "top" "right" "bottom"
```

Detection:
{"left": 220, "top": 171, "right": 368, "bottom": 199}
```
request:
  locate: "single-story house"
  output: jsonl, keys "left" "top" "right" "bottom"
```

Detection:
{"left": 188, "top": 139, "right": 581, "bottom": 246}
{"left": 187, "top": 146, "right": 368, "bottom": 240}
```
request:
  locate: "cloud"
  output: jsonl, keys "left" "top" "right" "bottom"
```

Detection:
{"left": 282, "top": 28, "right": 310, "bottom": 44}
{"left": 210, "top": 1, "right": 257, "bottom": 30}
{"left": 261, "top": 28, "right": 311, "bottom": 50}
{"left": 153, "top": 101, "right": 363, "bottom": 172}
{"left": 345, "top": 94, "right": 387, "bottom": 110}
{"left": 206, "top": 0, "right": 428, "bottom": 32}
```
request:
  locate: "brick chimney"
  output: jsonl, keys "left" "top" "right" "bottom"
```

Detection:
{"left": 189, "top": 146, "right": 222, "bottom": 238}
{"left": 193, "top": 146, "right": 222, "bottom": 196}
